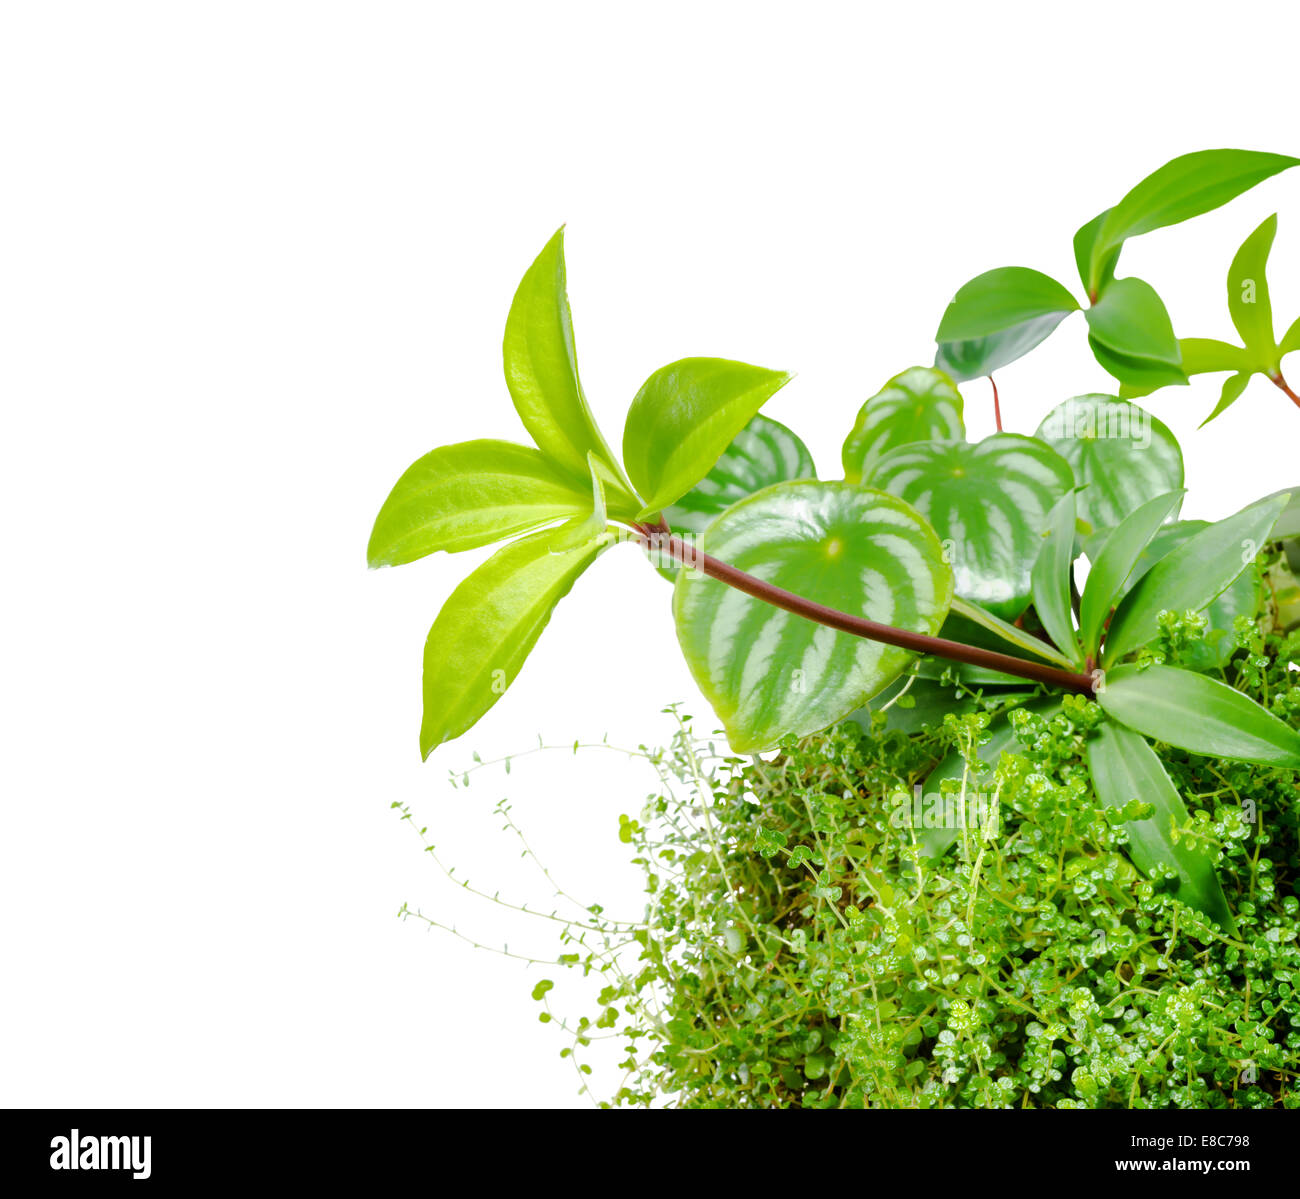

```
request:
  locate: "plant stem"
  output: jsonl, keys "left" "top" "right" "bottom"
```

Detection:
{"left": 988, "top": 375, "right": 1003, "bottom": 432}
{"left": 638, "top": 528, "right": 1096, "bottom": 695}
{"left": 1273, "top": 372, "right": 1300, "bottom": 410}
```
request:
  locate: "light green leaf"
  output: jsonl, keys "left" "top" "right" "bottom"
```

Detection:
{"left": 1098, "top": 664, "right": 1300, "bottom": 768}
{"left": 503, "top": 228, "right": 634, "bottom": 505}
{"left": 658, "top": 414, "right": 814, "bottom": 579}
{"left": 842, "top": 367, "right": 965, "bottom": 484}
{"left": 1281, "top": 315, "right": 1300, "bottom": 358}
{"left": 1079, "top": 490, "right": 1185, "bottom": 659}
{"left": 870, "top": 434, "right": 1074, "bottom": 621}
{"left": 1036, "top": 395, "right": 1183, "bottom": 538}
{"left": 1031, "top": 491, "right": 1082, "bottom": 663}
{"left": 419, "top": 529, "right": 604, "bottom": 757}
{"left": 548, "top": 452, "right": 609, "bottom": 553}
{"left": 1199, "top": 372, "right": 1253, "bottom": 428}
{"left": 673, "top": 482, "right": 953, "bottom": 752}
{"left": 1102, "top": 493, "right": 1287, "bottom": 665}
{"left": 1179, "top": 337, "right": 1252, "bottom": 375}
{"left": 622, "top": 357, "right": 792, "bottom": 516}
{"left": 1088, "top": 149, "right": 1300, "bottom": 292}
{"left": 933, "top": 268, "right": 1079, "bottom": 382}
{"left": 1085, "top": 277, "right": 1186, "bottom": 389}
{"left": 950, "top": 595, "right": 1079, "bottom": 669}
{"left": 1086, "top": 721, "right": 1236, "bottom": 932}
{"left": 1228, "top": 213, "right": 1279, "bottom": 368}
{"left": 368, "top": 440, "right": 592, "bottom": 567}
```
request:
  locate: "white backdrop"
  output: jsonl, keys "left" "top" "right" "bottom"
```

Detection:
{"left": 3, "top": 1, "right": 1298, "bottom": 1108}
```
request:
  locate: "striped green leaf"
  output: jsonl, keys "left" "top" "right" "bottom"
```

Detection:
{"left": 841, "top": 367, "right": 965, "bottom": 484}
{"left": 1103, "top": 493, "right": 1287, "bottom": 666}
{"left": 1086, "top": 721, "right": 1236, "bottom": 933}
{"left": 503, "top": 228, "right": 637, "bottom": 513}
{"left": 622, "top": 357, "right": 792, "bottom": 516}
{"left": 1036, "top": 394, "right": 1183, "bottom": 538}
{"left": 672, "top": 482, "right": 953, "bottom": 752}
{"left": 368, "top": 440, "right": 592, "bottom": 567}
{"left": 869, "top": 434, "right": 1074, "bottom": 621}
{"left": 419, "top": 529, "right": 604, "bottom": 757}
{"left": 1078, "top": 490, "right": 1186, "bottom": 660}
{"left": 1098, "top": 664, "right": 1300, "bottom": 768}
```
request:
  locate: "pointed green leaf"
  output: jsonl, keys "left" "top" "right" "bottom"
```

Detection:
{"left": 1085, "top": 277, "right": 1186, "bottom": 389}
{"left": 1089, "top": 149, "right": 1300, "bottom": 291}
{"left": 1098, "top": 664, "right": 1300, "bottom": 768}
{"left": 368, "top": 440, "right": 592, "bottom": 567}
{"left": 621, "top": 357, "right": 792, "bottom": 516}
{"left": 1180, "top": 337, "right": 1252, "bottom": 375}
{"left": 503, "top": 229, "right": 633, "bottom": 505}
{"left": 1281, "top": 315, "right": 1300, "bottom": 358}
{"left": 933, "top": 268, "right": 1079, "bottom": 381}
{"left": 1073, "top": 209, "right": 1120, "bottom": 296}
{"left": 673, "top": 482, "right": 953, "bottom": 752}
{"left": 549, "top": 452, "right": 609, "bottom": 553}
{"left": 1228, "top": 213, "right": 1279, "bottom": 368}
{"left": 1031, "top": 491, "right": 1082, "bottom": 662}
{"left": 1079, "top": 490, "right": 1185, "bottom": 659}
{"left": 1103, "top": 493, "right": 1288, "bottom": 665}
{"left": 1036, "top": 395, "right": 1183, "bottom": 538}
{"left": 419, "top": 529, "right": 603, "bottom": 757}
{"left": 842, "top": 367, "right": 965, "bottom": 484}
{"left": 1086, "top": 721, "right": 1236, "bottom": 932}
{"left": 869, "top": 434, "right": 1073, "bottom": 621}
{"left": 950, "top": 595, "right": 1078, "bottom": 669}
{"left": 1199, "top": 372, "right": 1253, "bottom": 427}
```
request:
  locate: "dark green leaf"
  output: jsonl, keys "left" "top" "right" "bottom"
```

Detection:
{"left": 841, "top": 367, "right": 964, "bottom": 484}
{"left": 1085, "top": 277, "right": 1186, "bottom": 389}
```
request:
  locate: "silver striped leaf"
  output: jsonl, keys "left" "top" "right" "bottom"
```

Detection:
{"left": 672, "top": 482, "right": 953, "bottom": 753}
{"left": 868, "top": 434, "right": 1074, "bottom": 621}
{"left": 841, "top": 367, "right": 965, "bottom": 484}
{"left": 1035, "top": 394, "right": 1183, "bottom": 538}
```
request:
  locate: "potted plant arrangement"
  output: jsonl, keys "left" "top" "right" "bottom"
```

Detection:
{"left": 371, "top": 149, "right": 1300, "bottom": 1108}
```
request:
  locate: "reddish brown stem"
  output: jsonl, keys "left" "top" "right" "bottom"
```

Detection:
{"left": 639, "top": 531, "right": 1096, "bottom": 695}
{"left": 988, "top": 375, "right": 1003, "bottom": 432}
{"left": 1273, "top": 373, "right": 1300, "bottom": 410}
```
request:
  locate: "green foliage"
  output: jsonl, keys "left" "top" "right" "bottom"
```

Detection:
{"left": 841, "top": 367, "right": 965, "bottom": 483}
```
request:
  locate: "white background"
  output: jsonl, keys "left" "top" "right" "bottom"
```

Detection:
{"left": 3, "top": 1, "right": 1299, "bottom": 1108}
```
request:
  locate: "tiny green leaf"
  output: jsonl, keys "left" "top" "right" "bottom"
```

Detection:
{"left": 841, "top": 366, "right": 965, "bottom": 484}
{"left": 621, "top": 357, "right": 792, "bottom": 516}
{"left": 1098, "top": 664, "right": 1300, "bottom": 768}
{"left": 368, "top": 440, "right": 592, "bottom": 567}
{"left": 1227, "top": 213, "right": 1279, "bottom": 369}
{"left": 503, "top": 228, "right": 634, "bottom": 505}
{"left": 1102, "top": 492, "right": 1288, "bottom": 665}
{"left": 1086, "top": 721, "right": 1236, "bottom": 932}
{"left": 1088, "top": 149, "right": 1300, "bottom": 292}
{"left": 1036, "top": 395, "right": 1183, "bottom": 538}
{"left": 1078, "top": 490, "right": 1185, "bottom": 659}
{"left": 870, "top": 434, "right": 1074, "bottom": 620}
{"left": 419, "top": 528, "right": 604, "bottom": 757}
{"left": 1030, "top": 491, "right": 1082, "bottom": 663}
{"left": 673, "top": 482, "right": 953, "bottom": 752}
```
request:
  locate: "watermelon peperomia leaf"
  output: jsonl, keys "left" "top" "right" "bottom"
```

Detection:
{"left": 621, "top": 357, "right": 793, "bottom": 517}
{"left": 841, "top": 366, "right": 965, "bottom": 484}
{"left": 672, "top": 482, "right": 953, "bottom": 752}
{"left": 868, "top": 433, "right": 1074, "bottom": 621}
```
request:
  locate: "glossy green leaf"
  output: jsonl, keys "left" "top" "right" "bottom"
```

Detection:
{"left": 870, "top": 435, "right": 1073, "bottom": 621}
{"left": 1228, "top": 213, "right": 1279, "bottom": 367}
{"left": 622, "top": 357, "right": 792, "bottom": 516}
{"left": 1099, "top": 664, "right": 1300, "bottom": 768}
{"left": 1073, "top": 209, "right": 1120, "bottom": 297}
{"left": 1036, "top": 395, "right": 1183, "bottom": 538}
{"left": 503, "top": 229, "right": 633, "bottom": 505}
{"left": 1087, "top": 149, "right": 1300, "bottom": 292}
{"left": 1123, "top": 519, "right": 1263, "bottom": 669}
{"left": 368, "top": 440, "right": 592, "bottom": 567}
{"left": 950, "top": 595, "right": 1078, "bottom": 669}
{"left": 916, "top": 698, "right": 1060, "bottom": 861}
{"left": 1090, "top": 337, "right": 1187, "bottom": 394}
{"left": 1103, "top": 492, "right": 1288, "bottom": 665}
{"left": 1200, "top": 372, "right": 1253, "bottom": 427}
{"left": 673, "top": 482, "right": 953, "bottom": 752}
{"left": 1030, "top": 491, "right": 1081, "bottom": 662}
{"left": 1269, "top": 488, "right": 1300, "bottom": 541}
{"left": 548, "top": 452, "right": 609, "bottom": 553}
{"left": 419, "top": 529, "right": 604, "bottom": 757}
{"left": 1086, "top": 721, "right": 1236, "bottom": 932}
{"left": 933, "top": 268, "right": 1079, "bottom": 382}
{"left": 841, "top": 367, "right": 965, "bottom": 484}
{"left": 1085, "top": 277, "right": 1186, "bottom": 389}
{"left": 1078, "top": 490, "right": 1185, "bottom": 659}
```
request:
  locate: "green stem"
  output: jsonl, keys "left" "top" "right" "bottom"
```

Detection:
{"left": 637, "top": 526, "right": 1096, "bottom": 696}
